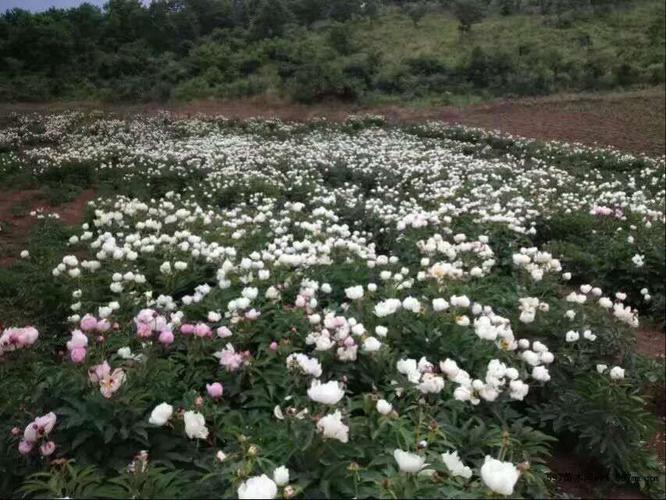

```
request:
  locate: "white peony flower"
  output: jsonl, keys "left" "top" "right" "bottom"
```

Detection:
{"left": 417, "top": 373, "right": 445, "bottom": 394}
{"left": 393, "top": 449, "right": 426, "bottom": 473}
{"left": 237, "top": 474, "right": 278, "bottom": 499}
{"left": 441, "top": 450, "right": 472, "bottom": 479}
{"left": 316, "top": 410, "right": 349, "bottom": 443}
{"left": 345, "top": 285, "right": 364, "bottom": 300}
{"left": 363, "top": 336, "right": 382, "bottom": 352}
{"left": 307, "top": 380, "right": 345, "bottom": 405}
{"left": 183, "top": 411, "right": 208, "bottom": 440}
{"left": 480, "top": 456, "right": 520, "bottom": 495}
{"left": 531, "top": 366, "right": 550, "bottom": 382}
{"left": 376, "top": 399, "right": 393, "bottom": 416}
{"left": 402, "top": 296, "right": 421, "bottom": 313}
{"left": 509, "top": 380, "right": 529, "bottom": 401}
{"left": 565, "top": 330, "right": 580, "bottom": 342}
{"left": 273, "top": 466, "right": 290, "bottom": 487}
{"left": 148, "top": 403, "right": 173, "bottom": 426}
{"left": 432, "top": 298, "right": 449, "bottom": 311}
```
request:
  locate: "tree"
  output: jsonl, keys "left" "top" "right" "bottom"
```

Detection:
{"left": 327, "top": 0, "right": 363, "bottom": 22}
{"left": 498, "top": 0, "right": 522, "bottom": 16}
{"left": 327, "top": 22, "right": 355, "bottom": 55}
{"left": 452, "top": 0, "right": 485, "bottom": 34}
{"left": 249, "top": 0, "right": 293, "bottom": 39}
{"left": 291, "top": 0, "right": 328, "bottom": 27}
{"left": 405, "top": 2, "right": 428, "bottom": 27}
{"left": 103, "top": 0, "right": 149, "bottom": 48}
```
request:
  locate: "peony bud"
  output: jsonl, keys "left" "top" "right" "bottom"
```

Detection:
{"left": 206, "top": 382, "right": 224, "bottom": 399}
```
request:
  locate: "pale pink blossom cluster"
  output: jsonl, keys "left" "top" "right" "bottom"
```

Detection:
{"left": 134, "top": 308, "right": 171, "bottom": 339}
{"left": 79, "top": 314, "right": 111, "bottom": 333}
{"left": 206, "top": 382, "right": 224, "bottom": 399}
{"left": 590, "top": 205, "right": 624, "bottom": 218}
{"left": 66, "top": 329, "right": 88, "bottom": 363}
{"left": 18, "top": 412, "right": 57, "bottom": 457}
{"left": 0, "top": 326, "right": 38, "bottom": 355}
{"left": 180, "top": 322, "right": 212, "bottom": 338}
{"left": 88, "top": 360, "right": 126, "bottom": 398}
{"left": 214, "top": 343, "right": 251, "bottom": 372}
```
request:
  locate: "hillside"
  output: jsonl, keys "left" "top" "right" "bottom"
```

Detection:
{"left": 0, "top": 0, "right": 664, "bottom": 104}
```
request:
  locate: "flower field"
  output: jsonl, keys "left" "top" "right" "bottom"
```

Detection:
{"left": 0, "top": 113, "right": 664, "bottom": 498}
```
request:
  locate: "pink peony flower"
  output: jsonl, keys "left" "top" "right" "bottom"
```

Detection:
{"left": 70, "top": 347, "right": 87, "bottom": 363}
{"left": 217, "top": 326, "right": 232, "bottom": 338}
{"left": 219, "top": 351, "right": 243, "bottom": 372}
{"left": 0, "top": 326, "right": 39, "bottom": 353}
{"left": 66, "top": 329, "right": 88, "bottom": 351}
{"left": 245, "top": 309, "right": 261, "bottom": 320}
{"left": 99, "top": 368, "right": 126, "bottom": 399}
{"left": 18, "top": 439, "right": 34, "bottom": 455}
{"left": 136, "top": 322, "right": 153, "bottom": 338}
{"left": 194, "top": 323, "right": 212, "bottom": 338}
{"left": 40, "top": 441, "right": 56, "bottom": 456}
{"left": 24, "top": 412, "right": 57, "bottom": 442}
{"left": 269, "top": 341, "right": 279, "bottom": 351}
{"left": 15, "top": 327, "right": 39, "bottom": 347}
{"left": 96, "top": 319, "right": 111, "bottom": 332}
{"left": 135, "top": 309, "right": 155, "bottom": 323}
{"left": 88, "top": 361, "right": 111, "bottom": 384}
{"left": 153, "top": 315, "right": 168, "bottom": 332}
{"left": 79, "top": 314, "right": 98, "bottom": 332}
{"left": 206, "top": 382, "right": 224, "bottom": 399}
{"left": 158, "top": 329, "right": 174, "bottom": 345}
{"left": 180, "top": 324, "right": 195, "bottom": 335}
{"left": 35, "top": 412, "right": 57, "bottom": 435}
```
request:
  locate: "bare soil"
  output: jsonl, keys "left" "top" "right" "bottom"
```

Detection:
{"left": 0, "top": 188, "right": 95, "bottom": 266}
{"left": 548, "top": 450, "right": 647, "bottom": 499}
{"left": 636, "top": 328, "right": 666, "bottom": 361}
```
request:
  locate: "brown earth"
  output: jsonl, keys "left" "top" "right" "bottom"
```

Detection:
{"left": 0, "top": 188, "right": 95, "bottom": 266}
{"left": 548, "top": 451, "right": 647, "bottom": 499}
{"left": 1, "top": 88, "right": 664, "bottom": 156}
{"left": 636, "top": 328, "right": 666, "bottom": 361}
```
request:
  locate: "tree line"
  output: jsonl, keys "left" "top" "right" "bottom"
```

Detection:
{"left": 0, "top": 0, "right": 663, "bottom": 102}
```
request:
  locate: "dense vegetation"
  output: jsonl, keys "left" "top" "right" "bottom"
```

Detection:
{"left": 0, "top": 0, "right": 664, "bottom": 103}
{"left": 0, "top": 113, "right": 664, "bottom": 498}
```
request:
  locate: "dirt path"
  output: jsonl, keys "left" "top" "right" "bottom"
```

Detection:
{"left": 1, "top": 88, "right": 664, "bottom": 156}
